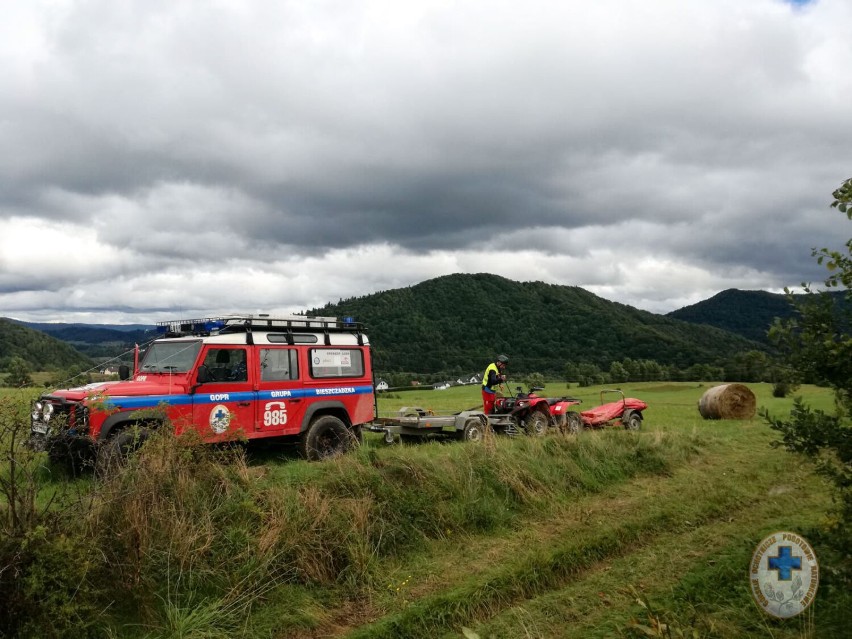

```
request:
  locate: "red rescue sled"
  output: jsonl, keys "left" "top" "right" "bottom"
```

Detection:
{"left": 579, "top": 389, "right": 647, "bottom": 431}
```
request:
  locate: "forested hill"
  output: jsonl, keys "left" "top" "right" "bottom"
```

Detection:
{"left": 0, "top": 318, "right": 94, "bottom": 371}
{"left": 666, "top": 288, "right": 846, "bottom": 344}
{"left": 307, "top": 274, "right": 765, "bottom": 375}
{"left": 10, "top": 321, "right": 154, "bottom": 359}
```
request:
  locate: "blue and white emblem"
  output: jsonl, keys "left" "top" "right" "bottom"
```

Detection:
{"left": 209, "top": 404, "right": 231, "bottom": 434}
{"left": 750, "top": 531, "right": 819, "bottom": 618}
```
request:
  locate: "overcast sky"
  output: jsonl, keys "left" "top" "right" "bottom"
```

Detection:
{"left": 1, "top": 0, "right": 849, "bottom": 325}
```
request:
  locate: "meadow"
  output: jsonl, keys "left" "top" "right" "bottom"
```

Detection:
{"left": 0, "top": 381, "right": 847, "bottom": 638}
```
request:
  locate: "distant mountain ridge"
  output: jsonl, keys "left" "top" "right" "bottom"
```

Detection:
{"left": 666, "top": 288, "right": 846, "bottom": 344}
{"left": 0, "top": 318, "right": 94, "bottom": 371}
{"left": 4, "top": 279, "right": 801, "bottom": 376}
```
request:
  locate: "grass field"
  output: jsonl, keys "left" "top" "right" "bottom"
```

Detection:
{"left": 349, "top": 382, "right": 843, "bottom": 638}
{"left": 1, "top": 381, "right": 847, "bottom": 638}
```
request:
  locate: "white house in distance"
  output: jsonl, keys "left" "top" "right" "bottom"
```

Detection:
{"left": 375, "top": 380, "right": 389, "bottom": 391}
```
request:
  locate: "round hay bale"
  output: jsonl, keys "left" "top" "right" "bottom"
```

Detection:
{"left": 698, "top": 383, "right": 756, "bottom": 420}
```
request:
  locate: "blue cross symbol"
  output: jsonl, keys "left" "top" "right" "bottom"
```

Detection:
{"left": 767, "top": 546, "right": 802, "bottom": 581}
{"left": 214, "top": 408, "right": 227, "bottom": 421}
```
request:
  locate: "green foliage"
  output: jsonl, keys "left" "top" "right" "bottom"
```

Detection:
{"left": 3, "top": 355, "right": 34, "bottom": 388}
{"left": 765, "top": 177, "right": 852, "bottom": 574}
{"left": 0, "top": 318, "right": 93, "bottom": 374}
{"left": 308, "top": 274, "right": 765, "bottom": 376}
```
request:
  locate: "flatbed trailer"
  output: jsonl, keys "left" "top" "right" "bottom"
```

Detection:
{"left": 366, "top": 405, "right": 557, "bottom": 444}
{"left": 367, "top": 407, "right": 491, "bottom": 443}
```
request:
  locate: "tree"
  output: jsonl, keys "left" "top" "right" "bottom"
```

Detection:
{"left": 3, "top": 357, "right": 33, "bottom": 388}
{"left": 764, "top": 177, "right": 852, "bottom": 569}
{"left": 609, "top": 361, "right": 629, "bottom": 383}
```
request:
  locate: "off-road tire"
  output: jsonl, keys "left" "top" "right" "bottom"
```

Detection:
{"left": 299, "top": 415, "right": 357, "bottom": 461}
{"left": 96, "top": 426, "right": 150, "bottom": 475}
{"left": 523, "top": 410, "right": 549, "bottom": 437}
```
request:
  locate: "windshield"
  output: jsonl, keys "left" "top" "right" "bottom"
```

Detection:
{"left": 139, "top": 340, "right": 202, "bottom": 374}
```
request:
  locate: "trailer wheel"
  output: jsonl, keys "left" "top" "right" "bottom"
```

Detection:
{"left": 462, "top": 418, "right": 485, "bottom": 443}
{"left": 623, "top": 411, "right": 642, "bottom": 431}
{"left": 524, "top": 410, "right": 549, "bottom": 437}
{"left": 561, "top": 411, "right": 584, "bottom": 435}
{"left": 383, "top": 429, "right": 396, "bottom": 444}
{"left": 299, "top": 415, "right": 356, "bottom": 461}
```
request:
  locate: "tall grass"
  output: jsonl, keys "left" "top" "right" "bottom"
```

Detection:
{"left": 2, "top": 382, "right": 843, "bottom": 638}
{"left": 0, "top": 388, "right": 706, "bottom": 638}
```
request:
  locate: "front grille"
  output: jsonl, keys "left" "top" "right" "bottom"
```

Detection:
{"left": 32, "top": 400, "right": 88, "bottom": 436}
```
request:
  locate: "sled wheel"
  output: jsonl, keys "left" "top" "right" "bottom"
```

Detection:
{"left": 524, "top": 410, "right": 549, "bottom": 437}
{"left": 562, "top": 411, "right": 584, "bottom": 435}
{"left": 462, "top": 418, "right": 485, "bottom": 443}
{"left": 299, "top": 415, "right": 357, "bottom": 461}
{"left": 623, "top": 411, "right": 642, "bottom": 431}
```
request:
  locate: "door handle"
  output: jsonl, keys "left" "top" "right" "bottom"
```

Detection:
{"left": 238, "top": 401, "right": 251, "bottom": 407}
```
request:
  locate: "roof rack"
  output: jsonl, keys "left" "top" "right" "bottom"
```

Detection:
{"left": 156, "top": 314, "right": 365, "bottom": 338}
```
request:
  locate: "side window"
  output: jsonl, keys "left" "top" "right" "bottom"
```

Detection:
{"left": 202, "top": 348, "right": 248, "bottom": 382}
{"left": 260, "top": 348, "right": 299, "bottom": 382}
{"left": 309, "top": 348, "right": 364, "bottom": 378}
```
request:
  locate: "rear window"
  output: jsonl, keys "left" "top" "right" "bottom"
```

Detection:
{"left": 309, "top": 348, "right": 364, "bottom": 378}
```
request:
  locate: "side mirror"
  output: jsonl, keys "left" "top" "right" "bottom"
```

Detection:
{"left": 196, "top": 365, "right": 211, "bottom": 385}
{"left": 118, "top": 365, "right": 131, "bottom": 380}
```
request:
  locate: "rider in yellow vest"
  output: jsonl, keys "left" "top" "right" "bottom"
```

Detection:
{"left": 481, "top": 354, "right": 509, "bottom": 414}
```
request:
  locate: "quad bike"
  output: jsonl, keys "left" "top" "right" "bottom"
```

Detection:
{"left": 490, "top": 385, "right": 583, "bottom": 436}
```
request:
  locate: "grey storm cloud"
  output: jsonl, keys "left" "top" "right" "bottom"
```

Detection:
{"left": 0, "top": 0, "right": 850, "bottom": 322}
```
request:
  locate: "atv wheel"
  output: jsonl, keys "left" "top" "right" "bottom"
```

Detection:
{"left": 523, "top": 410, "right": 549, "bottom": 437}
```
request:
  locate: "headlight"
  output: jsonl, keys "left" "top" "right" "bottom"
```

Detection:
{"left": 31, "top": 401, "right": 55, "bottom": 422}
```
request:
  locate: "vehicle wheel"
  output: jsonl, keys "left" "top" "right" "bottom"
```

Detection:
{"left": 462, "top": 418, "right": 485, "bottom": 443}
{"left": 96, "top": 426, "right": 149, "bottom": 474}
{"left": 561, "top": 411, "right": 584, "bottom": 435}
{"left": 299, "top": 415, "right": 356, "bottom": 461}
{"left": 523, "top": 410, "right": 549, "bottom": 437}
{"left": 623, "top": 411, "right": 642, "bottom": 431}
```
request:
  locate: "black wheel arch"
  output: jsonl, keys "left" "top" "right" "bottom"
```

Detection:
{"left": 300, "top": 401, "right": 353, "bottom": 433}
{"left": 98, "top": 411, "right": 166, "bottom": 442}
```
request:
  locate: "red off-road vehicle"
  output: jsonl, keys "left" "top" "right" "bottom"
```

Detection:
{"left": 489, "top": 385, "right": 583, "bottom": 435}
{"left": 30, "top": 314, "right": 374, "bottom": 466}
